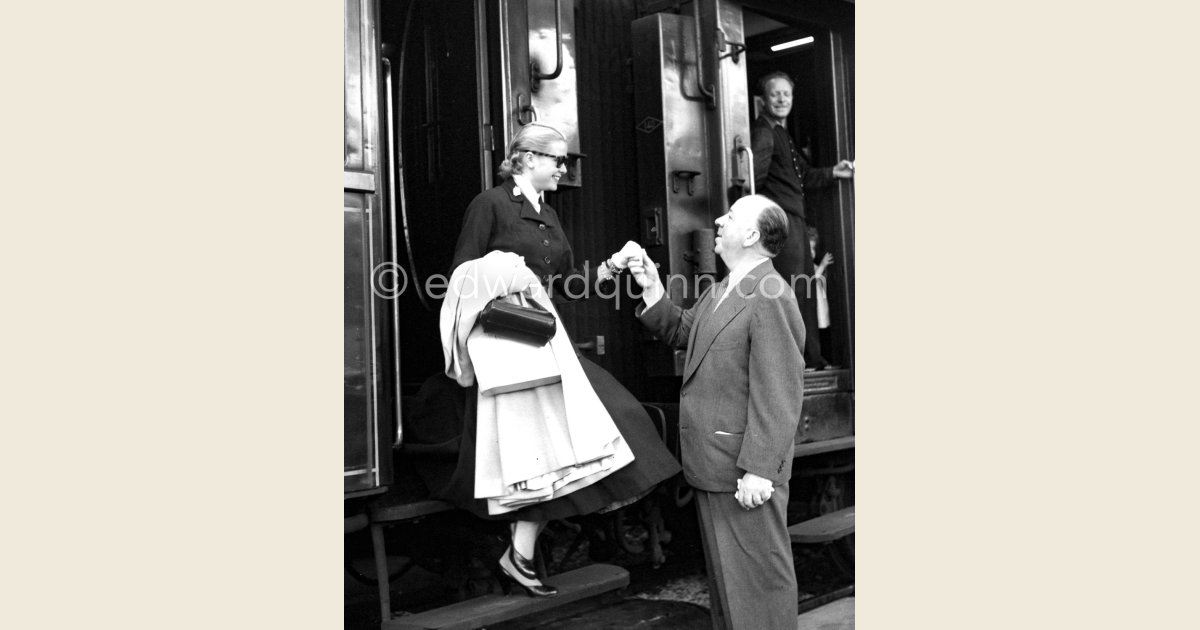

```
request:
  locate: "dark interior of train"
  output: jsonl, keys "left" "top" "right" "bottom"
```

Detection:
{"left": 742, "top": 9, "right": 855, "bottom": 370}
{"left": 379, "top": 0, "right": 483, "bottom": 389}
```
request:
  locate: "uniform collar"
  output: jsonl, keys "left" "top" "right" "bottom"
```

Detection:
{"left": 510, "top": 173, "right": 542, "bottom": 213}
{"left": 758, "top": 114, "right": 787, "bottom": 130}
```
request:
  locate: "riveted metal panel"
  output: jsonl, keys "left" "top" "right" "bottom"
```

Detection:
{"left": 795, "top": 391, "right": 854, "bottom": 445}
{"left": 631, "top": 13, "right": 713, "bottom": 307}
{"left": 345, "top": 0, "right": 390, "bottom": 496}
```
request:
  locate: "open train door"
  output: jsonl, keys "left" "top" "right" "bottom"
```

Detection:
{"left": 375, "top": 0, "right": 585, "bottom": 386}
{"left": 633, "top": 0, "right": 852, "bottom": 369}
{"left": 740, "top": 0, "right": 856, "bottom": 577}
{"left": 631, "top": 0, "right": 752, "bottom": 375}
{"left": 740, "top": 0, "right": 855, "bottom": 373}
{"left": 345, "top": 0, "right": 394, "bottom": 499}
{"left": 635, "top": 0, "right": 856, "bottom": 574}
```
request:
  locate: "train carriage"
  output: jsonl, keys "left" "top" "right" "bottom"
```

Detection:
{"left": 345, "top": 1, "right": 855, "bottom": 627}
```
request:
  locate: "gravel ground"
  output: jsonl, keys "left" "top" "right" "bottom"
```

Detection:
{"left": 631, "top": 574, "right": 711, "bottom": 609}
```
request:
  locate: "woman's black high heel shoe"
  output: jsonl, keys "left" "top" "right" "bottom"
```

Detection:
{"left": 505, "top": 523, "right": 547, "bottom": 581}
{"left": 499, "top": 527, "right": 558, "bottom": 597}
{"left": 498, "top": 561, "right": 558, "bottom": 597}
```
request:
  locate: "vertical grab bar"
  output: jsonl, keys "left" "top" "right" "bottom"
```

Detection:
{"left": 382, "top": 57, "right": 404, "bottom": 448}
{"left": 531, "top": 0, "right": 563, "bottom": 81}
{"left": 692, "top": 0, "right": 715, "bottom": 108}
{"left": 735, "top": 141, "right": 755, "bottom": 195}
{"left": 365, "top": 194, "right": 382, "bottom": 485}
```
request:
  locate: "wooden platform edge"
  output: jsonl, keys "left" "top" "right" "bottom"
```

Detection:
{"left": 789, "top": 506, "right": 855, "bottom": 544}
{"left": 370, "top": 498, "right": 455, "bottom": 524}
{"left": 793, "top": 436, "right": 855, "bottom": 458}
{"left": 382, "top": 563, "right": 630, "bottom": 630}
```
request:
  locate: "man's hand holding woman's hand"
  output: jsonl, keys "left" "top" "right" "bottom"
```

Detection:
{"left": 625, "top": 246, "right": 666, "bottom": 306}
{"left": 610, "top": 241, "right": 645, "bottom": 271}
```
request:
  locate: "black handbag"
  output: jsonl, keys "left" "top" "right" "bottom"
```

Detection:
{"left": 478, "top": 298, "right": 557, "bottom": 346}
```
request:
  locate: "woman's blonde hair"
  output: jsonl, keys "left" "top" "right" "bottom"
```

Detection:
{"left": 498, "top": 121, "right": 568, "bottom": 180}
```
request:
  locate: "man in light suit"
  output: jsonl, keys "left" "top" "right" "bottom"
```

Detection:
{"left": 627, "top": 195, "right": 806, "bottom": 630}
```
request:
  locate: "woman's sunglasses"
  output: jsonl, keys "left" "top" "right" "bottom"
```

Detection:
{"left": 527, "top": 150, "right": 568, "bottom": 168}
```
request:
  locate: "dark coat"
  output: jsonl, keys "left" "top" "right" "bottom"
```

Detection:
{"left": 750, "top": 116, "right": 836, "bottom": 281}
{"left": 409, "top": 181, "right": 681, "bottom": 520}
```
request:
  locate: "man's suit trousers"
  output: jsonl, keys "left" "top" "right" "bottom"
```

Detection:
{"left": 695, "top": 484, "right": 797, "bottom": 630}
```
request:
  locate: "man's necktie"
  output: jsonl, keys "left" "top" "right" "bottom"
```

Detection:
{"left": 713, "top": 279, "right": 731, "bottom": 311}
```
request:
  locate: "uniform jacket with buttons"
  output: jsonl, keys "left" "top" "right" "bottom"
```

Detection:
{"left": 750, "top": 116, "right": 837, "bottom": 222}
{"left": 750, "top": 116, "right": 839, "bottom": 284}
{"left": 451, "top": 183, "right": 603, "bottom": 300}
{"left": 637, "top": 259, "right": 806, "bottom": 492}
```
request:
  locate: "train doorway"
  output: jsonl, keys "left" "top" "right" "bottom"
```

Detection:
{"left": 742, "top": 5, "right": 855, "bottom": 371}
{"left": 378, "top": 0, "right": 491, "bottom": 386}
{"left": 740, "top": 1, "right": 857, "bottom": 575}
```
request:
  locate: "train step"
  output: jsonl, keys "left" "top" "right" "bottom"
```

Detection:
{"left": 382, "top": 563, "right": 630, "bottom": 630}
{"left": 788, "top": 506, "right": 855, "bottom": 544}
{"left": 370, "top": 497, "right": 454, "bottom": 524}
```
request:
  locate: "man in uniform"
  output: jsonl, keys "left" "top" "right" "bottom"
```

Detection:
{"left": 752, "top": 71, "right": 853, "bottom": 369}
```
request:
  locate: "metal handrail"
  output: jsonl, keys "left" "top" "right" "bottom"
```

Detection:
{"left": 692, "top": 0, "right": 715, "bottom": 107}
{"left": 531, "top": 0, "right": 564, "bottom": 80}
{"left": 736, "top": 141, "right": 755, "bottom": 195}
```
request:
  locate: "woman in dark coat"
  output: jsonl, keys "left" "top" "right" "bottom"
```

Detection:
{"left": 424, "top": 121, "right": 680, "bottom": 597}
